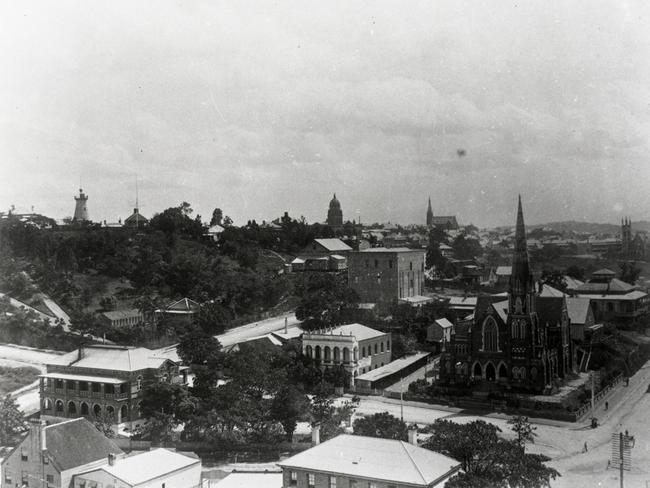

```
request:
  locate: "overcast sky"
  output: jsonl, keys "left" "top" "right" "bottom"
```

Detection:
{"left": 1, "top": 1, "right": 650, "bottom": 227}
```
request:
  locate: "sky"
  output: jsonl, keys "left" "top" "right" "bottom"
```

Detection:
{"left": 1, "top": 1, "right": 650, "bottom": 228}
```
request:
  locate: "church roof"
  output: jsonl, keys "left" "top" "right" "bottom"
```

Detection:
{"left": 566, "top": 297, "right": 592, "bottom": 325}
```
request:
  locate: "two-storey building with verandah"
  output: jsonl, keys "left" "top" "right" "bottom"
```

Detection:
{"left": 302, "top": 323, "right": 391, "bottom": 388}
{"left": 40, "top": 344, "right": 182, "bottom": 432}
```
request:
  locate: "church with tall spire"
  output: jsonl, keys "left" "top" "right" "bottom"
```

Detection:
{"left": 438, "top": 196, "right": 572, "bottom": 393}
{"left": 425, "top": 197, "right": 459, "bottom": 230}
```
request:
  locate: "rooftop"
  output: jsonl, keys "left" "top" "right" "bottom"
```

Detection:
{"left": 357, "top": 352, "right": 430, "bottom": 383}
{"left": 278, "top": 434, "right": 460, "bottom": 486}
{"left": 213, "top": 472, "right": 282, "bottom": 488}
{"left": 54, "top": 345, "right": 172, "bottom": 372}
{"left": 100, "top": 309, "right": 142, "bottom": 321}
{"left": 44, "top": 418, "right": 123, "bottom": 471}
{"left": 313, "top": 238, "right": 353, "bottom": 252}
{"left": 566, "top": 297, "right": 592, "bottom": 325}
{"left": 95, "top": 448, "right": 199, "bottom": 485}
{"left": 304, "top": 323, "right": 386, "bottom": 341}
{"left": 357, "top": 247, "right": 422, "bottom": 253}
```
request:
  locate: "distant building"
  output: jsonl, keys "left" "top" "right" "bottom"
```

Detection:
{"left": 155, "top": 297, "right": 200, "bottom": 325}
{"left": 621, "top": 217, "right": 646, "bottom": 261}
{"left": 73, "top": 448, "right": 201, "bottom": 488}
{"left": 348, "top": 248, "right": 427, "bottom": 305}
{"left": 427, "top": 318, "right": 453, "bottom": 351}
{"left": 123, "top": 207, "right": 149, "bottom": 228}
{"left": 569, "top": 268, "right": 649, "bottom": 321}
{"left": 291, "top": 238, "right": 353, "bottom": 272}
{"left": 205, "top": 223, "right": 225, "bottom": 241}
{"left": 40, "top": 344, "right": 182, "bottom": 430}
{"left": 1, "top": 418, "right": 123, "bottom": 488}
{"left": 301, "top": 323, "right": 391, "bottom": 386}
{"left": 73, "top": 188, "right": 89, "bottom": 222}
{"left": 326, "top": 194, "right": 343, "bottom": 229}
{"left": 98, "top": 309, "right": 144, "bottom": 328}
{"left": 278, "top": 434, "right": 461, "bottom": 488}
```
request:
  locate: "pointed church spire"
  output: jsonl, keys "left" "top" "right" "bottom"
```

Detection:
{"left": 426, "top": 196, "right": 434, "bottom": 226}
{"left": 509, "top": 195, "right": 534, "bottom": 312}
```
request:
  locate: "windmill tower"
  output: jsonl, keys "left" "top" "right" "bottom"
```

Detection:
{"left": 73, "top": 188, "right": 89, "bottom": 221}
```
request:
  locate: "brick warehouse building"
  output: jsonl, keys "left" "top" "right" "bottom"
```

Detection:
{"left": 348, "top": 248, "right": 427, "bottom": 305}
{"left": 439, "top": 197, "right": 572, "bottom": 393}
{"left": 40, "top": 344, "right": 182, "bottom": 431}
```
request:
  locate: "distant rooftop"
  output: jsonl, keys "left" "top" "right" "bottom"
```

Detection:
{"left": 357, "top": 352, "right": 430, "bottom": 383}
{"left": 53, "top": 345, "right": 173, "bottom": 372}
{"left": 313, "top": 238, "right": 353, "bottom": 252}
{"left": 305, "top": 323, "right": 386, "bottom": 341}
{"left": 358, "top": 247, "right": 421, "bottom": 253}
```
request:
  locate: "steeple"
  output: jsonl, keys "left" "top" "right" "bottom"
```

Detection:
{"left": 509, "top": 195, "right": 534, "bottom": 314}
{"left": 426, "top": 197, "right": 433, "bottom": 227}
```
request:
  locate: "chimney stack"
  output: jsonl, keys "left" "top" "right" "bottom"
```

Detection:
{"left": 108, "top": 453, "right": 116, "bottom": 466}
{"left": 311, "top": 423, "right": 321, "bottom": 446}
{"left": 29, "top": 419, "right": 47, "bottom": 451}
{"left": 408, "top": 424, "right": 419, "bottom": 445}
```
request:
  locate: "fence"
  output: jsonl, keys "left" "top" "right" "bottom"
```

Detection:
{"left": 575, "top": 373, "right": 624, "bottom": 421}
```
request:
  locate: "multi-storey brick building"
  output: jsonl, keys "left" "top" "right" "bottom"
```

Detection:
{"left": 1, "top": 418, "right": 123, "bottom": 488}
{"left": 348, "top": 248, "right": 427, "bottom": 305}
{"left": 301, "top": 323, "right": 391, "bottom": 387}
{"left": 40, "top": 344, "right": 181, "bottom": 431}
{"left": 278, "top": 434, "right": 461, "bottom": 488}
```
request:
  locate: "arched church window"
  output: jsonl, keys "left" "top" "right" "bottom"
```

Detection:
{"left": 482, "top": 317, "right": 499, "bottom": 352}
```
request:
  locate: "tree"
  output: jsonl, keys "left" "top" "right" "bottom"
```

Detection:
{"left": 0, "top": 395, "right": 24, "bottom": 445}
{"left": 541, "top": 269, "right": 567, "bottom": 292}
{"left": 271, "top": 384, "right": 310, "bottom": 441}
{"left": 93, "top": 409, "right": 116, "bottom": 438}
{"left": 311, "top": 387, "right": 358, "bottom": 442}
{"left": 352, "top": 412, "right": 408, "bottom": 441}
{"left": 210, "top": 208, "right": 223, "bottom": 227}
{"left": 139, "top": 382, "right": 196, "bottom": 421}
{"left": 177, "top": 328, "right": 224, "bottom": 398}
{"left": 620, "top": 261, "right": 641, "bottom": 285}
{"left": 451, "top": 234, "right": 483, "bottom": 261}
{"left": 507, "top": 416, "right": 537, "bottom": 451}
{"left": 296, "top": 274, "right": 359, "bottom": 329}
{"left": 423, "top": 419, "right": 559, "bottom": 488}
{"left": 565, "top": 265, "right": 585, "bottom": 281}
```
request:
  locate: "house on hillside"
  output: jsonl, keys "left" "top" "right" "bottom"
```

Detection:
{"left": 98, "top": 309, "right": 144, "bottom": 328}
{"left": 155, "top": 297, "right": 200, "bottom": 324}
{"left": 1, "top": 418, "right": 123, "bottom": 488}
{"left": 292, "top": 238, "right": 353, "bottom": 272}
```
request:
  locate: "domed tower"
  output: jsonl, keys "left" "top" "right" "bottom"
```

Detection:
{"left": 73, "top": 188, "right": 89, "bottom": 222}
{"left": 326, "top": 193, "right": 343, "bottom": 228}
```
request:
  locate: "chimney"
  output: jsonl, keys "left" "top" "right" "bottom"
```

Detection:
{"left": 284, "top": 317, "right": 288, "bottom": 334}
{"left": 78, "top": 344, "right": 84, "bottom": 362}
{"left": 29, "top": 419, "right": 47, "bottom": 451}
{"left": 408, "top": 424, "right": 419, "bottom": 446}
{"left": 108, "top": 453, "right": 116, "bottom": 466}
{"left": 311, "top": 423, "right": 321, "bottom": 446}
{"left": 133, "top": 208, "right": 138, "bottom": 214}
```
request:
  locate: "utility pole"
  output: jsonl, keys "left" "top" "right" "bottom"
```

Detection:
{"left": 619, "top": 432, "right": 624, "bottom": 488}
{"left": 591, "top": 372, "right": 595, "bottom": 421}
{"left": 400, "top": 375, "right": 404, "bottom": 421}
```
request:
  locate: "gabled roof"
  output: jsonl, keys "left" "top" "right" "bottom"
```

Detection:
{"left": 434, "top": 318, "right": 453, "bottom": 329}
{"left": 54, "top": 345, "right": 172, "bottom": 372}
{"left": 278, "top": 434, "right": 460, "bottom": 486}
{"left": 45, "top": 418, "right": 123, "bottom": 471}
{"left": 539, "top": 284, "right": 566, "bottom": 297}
{"left": 566, "top": 297, "right": 592, "bottom": 325}
{"left": 593, "top": 268, "right": 616, "bottom": 276}
{"left": 313, "top": 238, "right": 353, "bottom": 252}
{"left": 88, "top": 448, "right": 198, "bottom": 485}
{"left": 576, "top": 278, "right": 635, "bottom": 294}
{"left": 492, "top": 300, "right": 509, "bottom": 323}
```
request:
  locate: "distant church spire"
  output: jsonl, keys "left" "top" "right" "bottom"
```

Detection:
{"left": 509, "top": 195, "right": 534, "bottom": 314}
{"left": 426, "top": 197, "right": 433, "bottom": 227}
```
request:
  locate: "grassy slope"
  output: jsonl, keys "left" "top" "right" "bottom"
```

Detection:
{"left": 0, "top": 365, "right": 40, "bottom": 396}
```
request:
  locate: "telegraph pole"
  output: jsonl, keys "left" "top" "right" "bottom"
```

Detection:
{"left": 400, "top": 375, "right": 404, "bottom": 421}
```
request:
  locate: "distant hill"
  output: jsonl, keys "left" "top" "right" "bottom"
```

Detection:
{"left": 528, "top": 220, "right": 650, "bottom": 235}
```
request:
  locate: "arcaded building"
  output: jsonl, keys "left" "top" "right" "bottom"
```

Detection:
{"left": 438, "top": 197, "right": 572, "bottom": 393}
{"left": 40, "top": 344, "right": 182, "bottom": 430}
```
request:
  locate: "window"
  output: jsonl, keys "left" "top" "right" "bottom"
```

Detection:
{"left": 362, "top": 346, "right": 366, "bottom": 358}
{"left": 4, "top": 471, "right": 11, "bottom": 484}
{"left": 349, "top": 480, "right": 357, "bottom": 488}
{"left": 374, "top": 259, "right": 379, "bottom": 268}
{"left": 329, "top": 476, "right": 337, "bottom": 488}
{"left": 290, "top": 471, "right": 297, "bottom": 485}
{"left": 389, "top": 260, "right": 393, "bottom": 268}
{"left": 386, "top": 340, "right": 390, "bottom": 351}
{"left": 22, "top": 471, "right": 29, "bottom": 486}
{"left": 78, "top": 481, "right": 86, "bottom": 488}
{"left": 308, "top": 473, "right": 315, "bottom": 488}
{"left": 43, "top": 453, "right": 49, "bottom": 464}
{"left": 47, "top": 475, "right": 54, "bottom": 483}
{"left": 380, "top": 342, "right": 384, "bottom": 352}
{"left": 55, "top": 379, "right": 63, "bottom": 389}
{"left": 21, "top": 448, "right": 28, "bottom": 461}
{"left": 369, "top": 483, "right": 377, "bottom": 488}
{"left": 374, "top": 344, "right": 378, "bottom": 354}
{"left": 482, "top": 317, "right": 499, "bottom": 352}
{"left": 92, "top": 382, "right": 101, "bottom": 393}
{"left": 136, "top": 376, "right": 143, "bottom": 390}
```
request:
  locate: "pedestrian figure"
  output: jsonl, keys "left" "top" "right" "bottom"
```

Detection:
{"left": 583, "top": 442, "right": 588, "bottom": 452}
{"left": 605, "top": 401, "right": 608, "bottom": 411}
